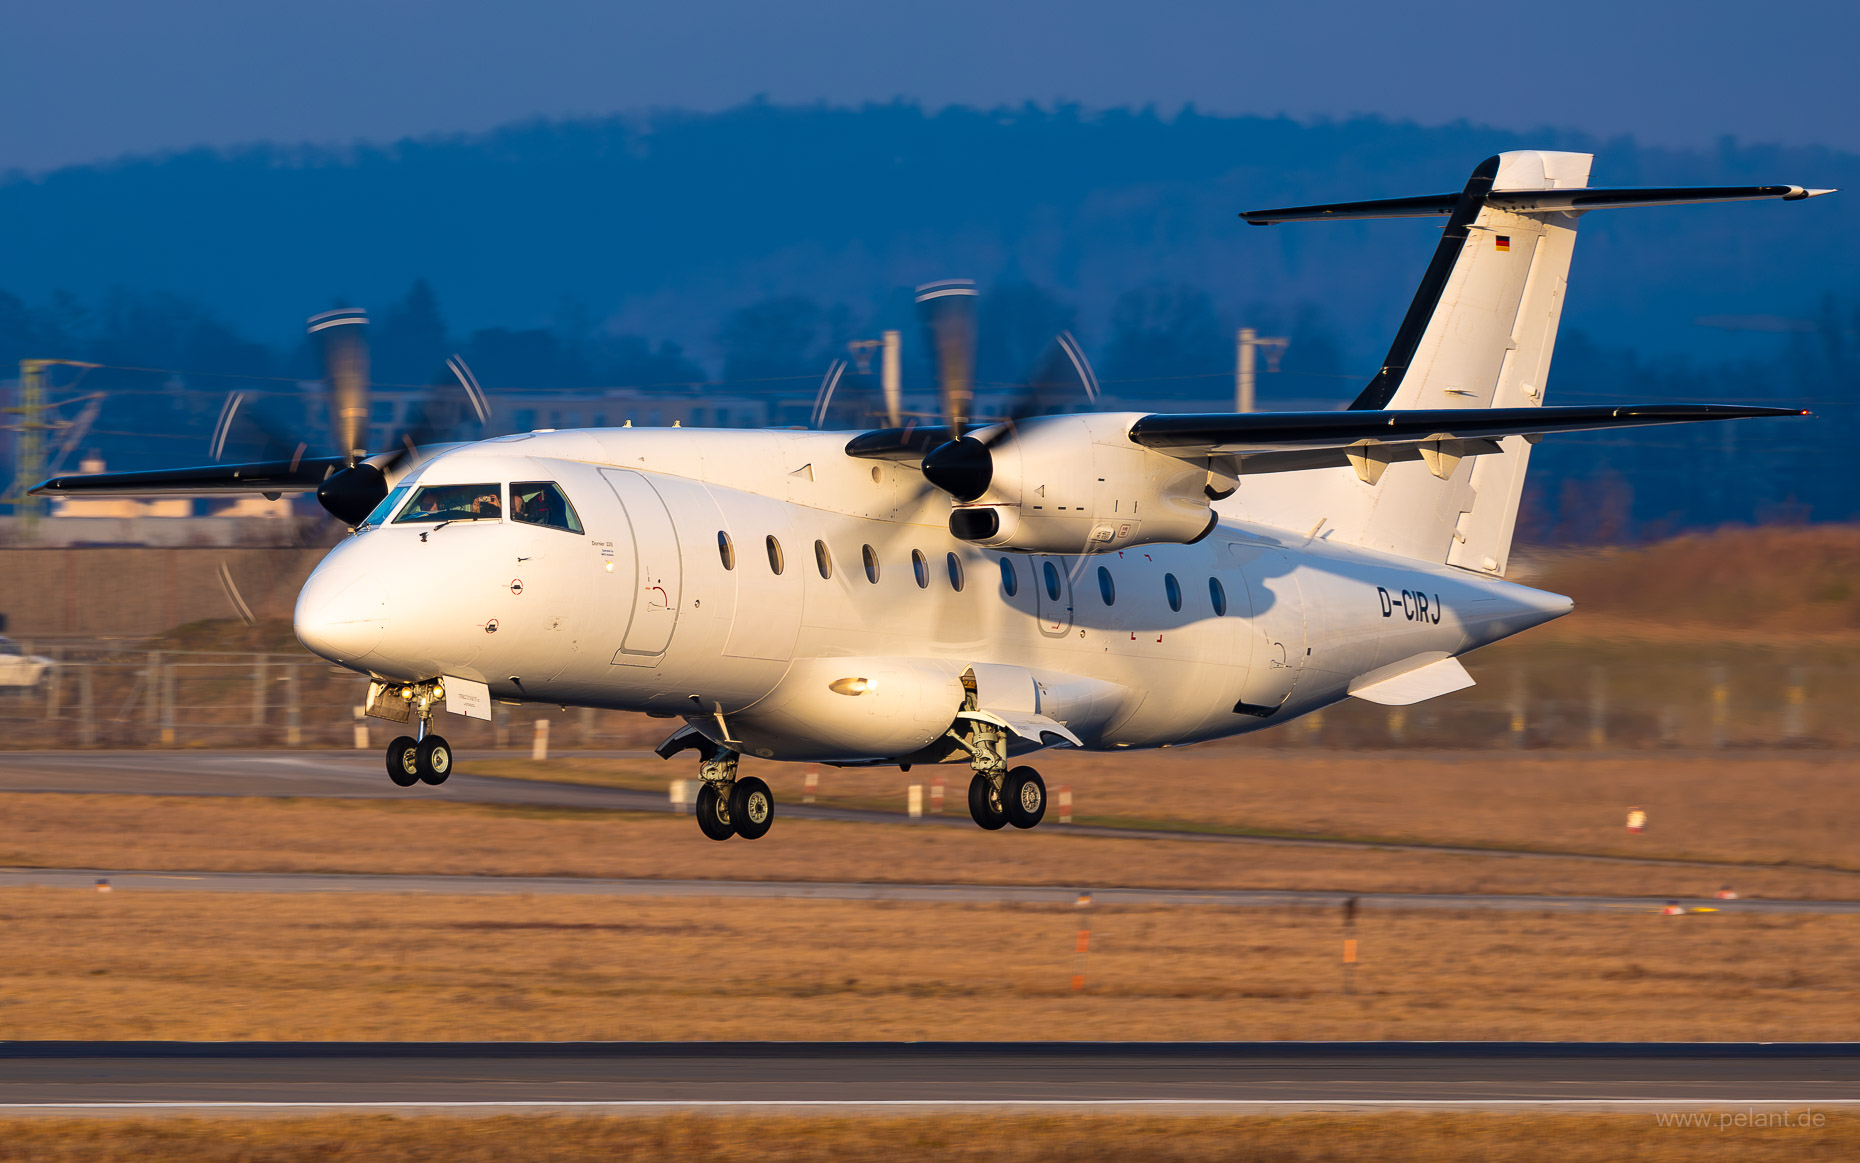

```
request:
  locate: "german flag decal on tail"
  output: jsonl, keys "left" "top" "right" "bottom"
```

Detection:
{"left": 1495, "top": 235, "right": 1511, "bottom": 251}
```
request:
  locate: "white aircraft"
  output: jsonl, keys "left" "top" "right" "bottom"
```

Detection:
{"left": 37, "top": 150, "right": 1825, "bottom": 842}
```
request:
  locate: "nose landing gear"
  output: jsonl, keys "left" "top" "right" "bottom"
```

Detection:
{"left": 377, "top": 679, "right": 451, "bottom": 787}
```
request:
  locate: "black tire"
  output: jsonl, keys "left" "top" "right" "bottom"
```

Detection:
{"left": 415, "top": 735, "right": 452, "bottom": 785}
{"left": 968, "top": 773, "right": 1007, "bottom": 830}
{"left": 729, "top": 777, "right": 775, "bottom": 840}
{"left": 386, "top": 736, "right": 419, "bottom": 787}
{"left": 695, "top": 783, "right": 734, "bottom": 841}
{"left": 1004, "top": 766, "right": 1046, "bottom": 829}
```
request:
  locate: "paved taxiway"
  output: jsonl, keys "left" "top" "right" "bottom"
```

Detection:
{"left": 7, "top": 866, "right": 1858, "bottom": 915}
{"left": 0, "top": 749, "right": 1832, "bottom": 874}
{"left": 0, "top": 1043, "right": 1854, "bottom": 1112}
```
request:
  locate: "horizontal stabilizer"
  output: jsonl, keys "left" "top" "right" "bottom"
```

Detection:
{"left": 30, "top": 456, "right": 349, "bottom": 498}
{"left": 1127, "top": 403, "right": 1805, "bottom": 456}
{"left": 1348, "top": 652, "right": 1475, "bottom": 705}
{"left": 1242, "top": 185, "right": 1833, "bottom": 225}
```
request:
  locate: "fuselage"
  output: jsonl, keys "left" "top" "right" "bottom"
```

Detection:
{"left": 294, "top": 426, "right": 1571, "bottom": 762}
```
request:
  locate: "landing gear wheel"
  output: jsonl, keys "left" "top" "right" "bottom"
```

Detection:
{"left": 1004, "top": 766, "right": 1045, "bottom": 829}
{"left": 386, "top": 736, "right": 419, "bottom": 787}
{"left": 968, "top": 773, "right": 1007, "bottom": 830}
{"left": 729, "top": 777, "right": 775, "bottom": 840}
{"left": 414, "top": 735, "right": 452, "bottom": 785}
{"left": 695, "top": 783, "right": 735, "bottom": 841}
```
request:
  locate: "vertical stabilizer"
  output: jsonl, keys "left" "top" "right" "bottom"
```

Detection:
{"left": 1364, "top": 150, "right": 1590, "bottom": 574}
{"left": 1233, "top": 150, "right": 1593, "bottom": 574}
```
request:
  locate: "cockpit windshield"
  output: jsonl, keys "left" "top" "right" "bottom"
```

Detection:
{"left": 356, "top": 485, "right": 410, "bottom": 531}
{"left": 511, "top": 482, "right": 583, "bottom": 534}
{"left": 393, "top": 483, "right": 503, "bottom": 524}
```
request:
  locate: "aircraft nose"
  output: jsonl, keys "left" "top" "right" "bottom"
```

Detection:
{"left": 294, "top": 565, "right": 389, "bottom": 665}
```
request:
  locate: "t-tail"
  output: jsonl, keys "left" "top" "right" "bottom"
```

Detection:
{"left": 1229, "top": 150, "right": 1831, "bottom": 575}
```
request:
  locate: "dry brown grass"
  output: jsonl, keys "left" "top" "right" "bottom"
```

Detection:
{"left": 3, "top": 1113, "right": 1857, "bottom": 1163}
{"left": 471, "top": 747, "right": 1860, "bottom": 876}
{"left": 1521, "top": 524, "right": 1860, "bottom": 638}
{"left": 3, "top": 791, "right": 1857, "bottom": 901}
{"left": 2, "top": 888, "right": 1858, "bottom": 1041}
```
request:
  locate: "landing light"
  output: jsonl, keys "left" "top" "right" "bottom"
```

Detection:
{"left": 828, "top": 677, "right": 875, "bottom": 696}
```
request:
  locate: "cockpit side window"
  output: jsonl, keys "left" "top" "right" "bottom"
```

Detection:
{"left": 394, "top": 483, "right": 503, "bottom": 523}
{"left": 511, "top": 481, "right": 584, "bottom": 534}
{"left": 357, "top": 485, "right": 410, "bottom": 530}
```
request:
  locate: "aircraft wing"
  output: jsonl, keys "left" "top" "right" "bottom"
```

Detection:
{"left": 1127, "top": 403, "right": 1805, "bottom": 459}
{"left": 29, "top": 456, "right": 349, "bottom": 498}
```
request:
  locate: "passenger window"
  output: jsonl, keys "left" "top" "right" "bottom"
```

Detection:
{"left": 766, "top": 535, "right": 784, "bottom": 574}
{"left": 1042, "top": 560, "right": 1061, "bottom": 601}
{"left": 510, "top": 481, "right": 583, "bottom": 533}
{"left": 1164, "top": 572, "right": 1182, "bottom": 612}
{"left": 1209, "top": 577, "right": 1228, "bottom": 616}
{"left": 395, "top": 483, "right": 502, "bottom": 523}
{"left": 718, "top": 531, "right": 735, "bottom": 570}
{"left": 357, "top": 485, "right": 409, "bottom": 530}
{"left": 862, "top": 544, "right": 880, "bottom": 583}
{"left": 1097, "top": 566, "right": 1115, "bottom": 605}
{"left": 815, "top": 540, "right": 833, "bottom": 579}
{"left": 999, "top": 557, "right": 1018, "bottom": 597}
{"left": 912, "top": 549, "right": 929, "bottom": 589}
{"left": 946, "top": 552, "right": 965, "bottom": 592}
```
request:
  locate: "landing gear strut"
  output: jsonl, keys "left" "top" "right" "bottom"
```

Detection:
{"left": 658, "top": 725, "right": 775, "bottom": 841}
{"left": 380, "top": 680, "right": 450, "bottom": 787}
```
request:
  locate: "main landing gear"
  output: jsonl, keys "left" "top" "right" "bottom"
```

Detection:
{"left": 657, "top": 727, "right": 775, "bottom": 842}
{"left": 951, "top": 706, "right": 1047, "bottom": 831}
{"left": 968, "top": 766, "right": 1045, "bottom": 830}
{"left": 380, "top": 680, "right": 451, "bottom": 787}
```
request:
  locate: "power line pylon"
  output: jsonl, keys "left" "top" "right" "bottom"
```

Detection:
{"left": 4, "top": 359, "right": 99, "bottom": 541}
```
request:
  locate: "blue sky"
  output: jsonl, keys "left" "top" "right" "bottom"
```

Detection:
{"left": 4, "top": 0, "right": 1857, "bottom": 172}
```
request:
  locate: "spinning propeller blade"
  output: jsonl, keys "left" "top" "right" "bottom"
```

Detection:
{"left": 307, "top": 308, "right": 371, "bottom": 465}
{"left": 916, "top": 279, "right": 978, "bottom": 439}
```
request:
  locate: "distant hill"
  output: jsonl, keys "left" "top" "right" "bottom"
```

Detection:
{"left": 0, "top": 103, "right": 1852, "bottom": 375}
{"left": 0, "top": 104, "right": 1854, "bottom": 538}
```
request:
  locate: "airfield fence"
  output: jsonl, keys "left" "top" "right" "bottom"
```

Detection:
{"left": 0, "top": 639, "right": 1850, "bottom": 752}
{"left": 0, "top": 642, "right": 667, "bottom": 751}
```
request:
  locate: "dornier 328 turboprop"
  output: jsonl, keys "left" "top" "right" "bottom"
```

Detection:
{"left": 36, "top": 151, "right": 1825, "bottom": 841}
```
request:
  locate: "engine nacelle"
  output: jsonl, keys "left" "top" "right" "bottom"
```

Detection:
{"left": 948, "top": 413, "right": 1221, "bottom": 554}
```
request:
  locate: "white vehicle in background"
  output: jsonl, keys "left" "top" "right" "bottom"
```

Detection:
{"left": 0, "top": 637, "right": 54, "bottom": 689}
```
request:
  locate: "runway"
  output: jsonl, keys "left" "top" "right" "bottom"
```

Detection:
{"left": 0, "top": 1042, "right": 1854, "bottom": 1113}
{"left": 6, "top": 866, "right": 1858, "bottom": 914}
{"left": 0, "top": 749, "right": 1831, "bottom": 873}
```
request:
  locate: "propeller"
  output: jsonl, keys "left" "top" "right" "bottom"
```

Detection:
{"left": 843, "top": 279, "right": 1101, "bottom": 517}
{"left": 919, "top": 328, "right": 1100, "bottom": 503}
{"left": 207, "top": 310, "right": 495, "bottom": 525}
